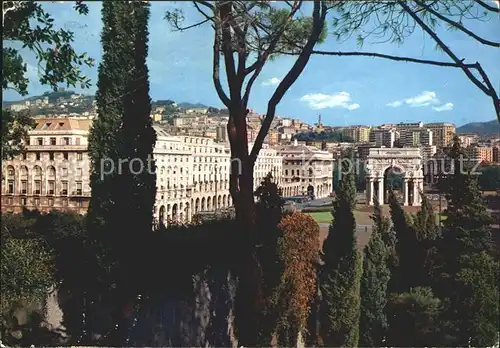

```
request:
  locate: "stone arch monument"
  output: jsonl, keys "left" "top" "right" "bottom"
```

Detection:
{"left": 365, "top": 148, "right": 424, "bottom": 206}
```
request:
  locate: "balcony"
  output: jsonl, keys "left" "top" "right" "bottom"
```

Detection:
{"left": 47, "top": 190, "right": 55, "bottom": 195}
{"left": 71, "top": 190, "right": 86, "bottom": 197}
{"left": 34, "top": 190, "right": 41, "bottom": 195}
{"left": 21, "top": 189, "right": 27, "bottom": 195}
{"left": 61, "top": 190, "right": 68, "bottom": 195}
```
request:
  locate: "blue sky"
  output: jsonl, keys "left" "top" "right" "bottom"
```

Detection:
{"left": 4, "top": 1, "right": 499, "bottom": 127}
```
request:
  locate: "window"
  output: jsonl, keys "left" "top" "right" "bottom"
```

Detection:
{"left": 7, "top": 167, "right": 14, "bottom": 176}
{"left": 34, "top": 198, "right": 40, "bottom": 206}
{"left": 77, "top": 168, "right": 82, "bottom": 177}
{"left": 8, "top": 180, "right": 14, "bottom": 194}
{"left": 48, "top": 181, "right": 55, "bottom": 195}
{"left": 63, "top": 152, "right": 69, "bottom": 160}
{"left": 77, "top": 152, "right": 83, "bottom": 161}
{"left": 37, "top": 138, "right": 43, "bottom": 145}
{"left": 22, "top": 152, "right": 27, "bottom": 160}
{"left": 76, "top": 182, "right": 82, "bottom": 195}
{"left": 48, "top": 198, "right": 54, "bottom": 207}
{"left": 34, "top": 180, "right": 41, "bottom": 195}
{"left": 7, "top": 197, "right": 13, "bottom": 205}
{"left": 21, "top": 181, "right": 27, "bottom": 194}
{"left": 50, "top": 137, "right": 56, "bottom": 145}
{"left": 49, "top": 152, "right": 54, "bottom": 160}
{"left": 36, "top": 153, "right": 40, "bottom": 160}
{"left": 62, "top": 168, "right": 68, "bottom": 177}
{"left": 21, "top": 197, "right": 27, "bottom": 206}
{"left": 61, "top": 182, "right": 68, "bottom": 195}
{"left": 76, "top": 138, "right": 80, "bottom": 145}
{"left": 62, "top": 137, "right": 70, "bottom": 145}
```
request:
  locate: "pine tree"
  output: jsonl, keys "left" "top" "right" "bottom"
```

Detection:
{"left": 359, "top": 200, "right": 391, "bottom": 347}
{"left": 434, "top": 137, "right": 499, "bottom": 346}
{"left": 319, "top": 171, "right": 362, "bottom": 347}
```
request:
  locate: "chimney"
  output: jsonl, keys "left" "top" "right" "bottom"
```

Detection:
{"left": 293, "top": 138, "right": 298, "bottom": 147}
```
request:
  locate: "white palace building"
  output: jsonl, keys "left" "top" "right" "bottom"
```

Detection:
{"left": 2, "top": 117, "right": 334, "bottom": 226}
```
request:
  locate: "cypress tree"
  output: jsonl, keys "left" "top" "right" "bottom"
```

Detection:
{"left": 434, "top": 137, "right": 499, "bottom": 346}
{"left": 87, "top": 1, "right": 155, "bottom": 344}
{"left": 319, "top": 171, "right": 362, "bottom": 347}
{"left": 387, "top": 188, "right": 419, "bottom": 293}
{"left": 359, "top": 200, "right": 391, "bottom": 347}
{"left": 413, "top": 194, "right": 440, "bottom": 288}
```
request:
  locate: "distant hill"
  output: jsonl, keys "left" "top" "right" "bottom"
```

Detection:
{"left": 3, "top": 90, "right": 221, "bottom": 115}
{"left": 178, "top": 102, "right": 209, "bottom": 109}
{"left": 457, "top": 119, "right": 500, "bottom": 136}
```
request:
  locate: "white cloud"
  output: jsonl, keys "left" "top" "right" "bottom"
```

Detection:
{"left": 262, "top": 77, "right": 281, "bottom": 86}
{"left": 432, "top": 102, "right": 454, "bottom": 112}
{"left": 386, "top": 91, "right": 454, "bottom": 112}
{"left": 404, "top": 91, "right": 440, "bottom": 107}
{"left": 386, "top": 101, "right": 402, "bottom": 108}
{"left": 299, "top": 92, "right": 360, "bottom": 110}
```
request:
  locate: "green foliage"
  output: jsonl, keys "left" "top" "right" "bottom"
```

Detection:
{"left": 2, "top": 1, "right": 94, "bottom": 160}
{"left": 336, "top": 169, "right": 356, "bottom": 211}
{"left": 3, "top": 1, "right": 94, "bottom": 94}
{"left": 359, "top": 200, "right": 391, "bottom": 347}
{"left": 253, "top": 173, "right": 285, "bottom": 345}
{"left": 293, "top": 130, "right": 353, "bottom": 142}
{"left": 1, "top": 109, "right": 35, "bottom": 160}
{"left": 387, "top": 188, "right": 419, "bottom": 293}
{"left": 330, "top": 1, "right": 490, "bottom": 48}
{"left": 478, "top": 165, "right": 500, "bottom": 191}
{"left": 1, "top": 237, "right": 54, "bottom": 314}
{"left": 165, "top": 2, "right": 326, "bottom": 59}
{"left": 453, "top": 252, "right": 500, "bottom": 347}
{"left": 319, "top": 170, "right": 362, "bottom": 347}
{"left": 432, "top": 137, "right": 499, "bottom": 346}
{"left": 386, "top": 287, "right": 443, "bottom": 347}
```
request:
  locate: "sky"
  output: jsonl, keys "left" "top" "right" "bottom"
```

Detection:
{"left": 4, "top": 1, "right": 500, "bottom": 127}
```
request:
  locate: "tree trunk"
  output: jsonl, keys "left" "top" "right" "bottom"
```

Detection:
{"left": 227, "top": 108, "right": 263, "bottom": 346}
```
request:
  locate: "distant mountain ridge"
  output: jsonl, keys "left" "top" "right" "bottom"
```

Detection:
{"left": 457, "top": 119, "right": 500, "bottom": 136}
{"left": 2, "top": 90, "right": 214, "bottom": 111}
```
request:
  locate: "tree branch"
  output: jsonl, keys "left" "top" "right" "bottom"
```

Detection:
{"left": 310, "top": 50, "right": 478, "bottom": 68}
{"left": 219, "top": 2, "right": 241, "bottom": 103}
{"left": 474, "top": 0, "right": 500, "bottom": 13}
{"left": 250, "top": 0, "right": 328, "bottom": 164}
{"left": 400, "top": 2, "right": 493, "bottom": 92}
{"left": 474, "top": 62, "right": 500, "bottom": 120}
{"left": 172, "top": 18, "right": 211, "bottom": 32}
{"left": 212, "top": 15, "right": 230, "bottom": 107}
{"left": 414, "top": 0, "right": 500, "bottom": 47}
{"left": 242, "top": 0, "right": 303, "bottom": 107}
{"left": 399, "top": 0, "right": 499, "bottom": 121}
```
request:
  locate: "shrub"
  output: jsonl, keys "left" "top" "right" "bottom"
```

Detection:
{"left": 301, "top": 206, "right": 333, "bottom": 213}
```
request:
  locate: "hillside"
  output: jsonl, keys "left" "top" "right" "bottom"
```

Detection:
{"left": 2, "top": 90, "right": 218, "bottom": 116}
{"left": 457, "top": 119, "right": 500, "bottom": 136}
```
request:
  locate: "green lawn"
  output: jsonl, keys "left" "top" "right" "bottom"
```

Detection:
{"left": 307, "top": 211, "right": 332, "bottom": 224}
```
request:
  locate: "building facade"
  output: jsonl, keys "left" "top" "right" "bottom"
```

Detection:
{"left": 2, "top": 120, "right": 285, "bottom": 227}
{"left": 1, "top": 117, "right": 92, "bottom": 214}
{"left": 276, "top": 140, "right": 333, "bottom": 198}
